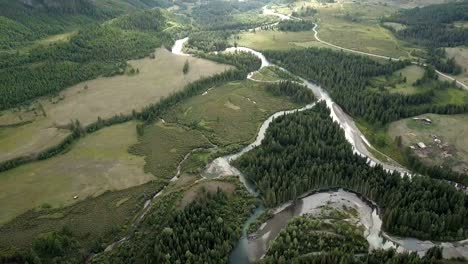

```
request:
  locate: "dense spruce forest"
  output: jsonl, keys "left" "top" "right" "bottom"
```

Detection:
{"left": 259, "top": 245, "right": 447, "bottom": 264}
{"left": 92, "top": 183, "right": 257, "bottom": 263}
{"left": 265, "top": 81, "right": 315, "bottom": 104}
{"left": 258, "top": 214, "right": 448, "bottom": 264}
{"left": 260, "top": 215, "right": 368, "bottom": 263}
{"left": 383, "top": 1, "right": 468, "bottom": 47}
{"left": 265, "top": 48, "right": 468, "bottom": 126}
{"left": 190, "top": 0, "right": 273, "bottom": 31}
{"left": 0, "top": 8, "right": 176, "bottom": 110}
{"left": 235, "top": 102, "right": 468, "bottom": 241}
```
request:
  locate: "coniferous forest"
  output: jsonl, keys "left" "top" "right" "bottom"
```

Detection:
{"left": 383, "top": 1, "right": 468, "bottom": 47}
{"left": 264, "top": 48, "right": 468, "bottom": 126}
{"left": 235, "top": 102, "right": 468, "bottom": 241}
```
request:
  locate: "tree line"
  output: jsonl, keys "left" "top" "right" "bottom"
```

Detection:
{"left": 234, "top": 102, "right": 468, "bottom": 241}
{"left": 92, "top": 183, "right": 257, "bottom": 263}
{"left": 277, "top": 20, "right": 315, "bottom": 32}
{"left": 0, "top": 52, "right": 261, "bottom": 173}
{"left": 264, "top": 48, "right": 468, "bottom": 126}
{"left": 265, "top": 81, "right": 315, "bottom": 104}
{"left": 382, "top": 1, "right": 468, "bottom": 47}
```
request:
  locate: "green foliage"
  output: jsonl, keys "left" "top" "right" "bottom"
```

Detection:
{"left": 195, "top": 51, "right": 261, "bottom": 73}
{"left": 111, "top": 9, "right": 168, "bottom": 32}
{"left": 265, "top": 48, "right": 468, "bottom": 126}
{"left": 383, "top": 2, "right": 468, "bottom": 47}
{"left": 0, "top": 12, "right": 174, "bottom": 110}
{"left": 183, "top": 59, "right": 190, "bottom": 74}
{"left": 261, "top": 215, "right": 368, "bottom": 262}
{"left": 277, "top": 20, "right": 315, "bottom": 32}
{"left": 190, "top": 0, "right": 273, "bottom": 30}
{"left": 265, "top": 81, "right": 315, "bottom": 104}
{"left": 188, "top": 31, "right": 232, "bottom": 52}
{"left": 94, "top": 183, "right": 257, "bottom": 263}
{"left": 235, "top": 102, "right": 468, "bottom": 240}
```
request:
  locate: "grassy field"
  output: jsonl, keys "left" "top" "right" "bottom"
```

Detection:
{"left": 235, "top": 30, "right": 329, "bottom": 50}
{"left": 315, "top": 2, "right": 412, "bottom": 59}
{"left": 163, "top": 80, "right": 301, "bottom": 146}
{"left": 0, "top": 180, "right": 165, "bottom": 252}
{"left": 130, "top": 121, "right": 212, "bottom": 179}
{"left": 0, "top": 121, "right": 155, "bottom": 224}
{"left": 269, "top": 1, "right": 417, "bottom": 59}
{"left": 369, "top": 65, "right": 468, "bottom": 105}
{"left": 0, "top": 48, "right": 231, "bottom": 164}
{"left": 369, "top": 65, "right": 426, "bottom": 95}
{"left": 388, "top": 113, "right": 468, "bottom": 173}
{"left": 130, "top": 79, "right": 302, "bottom": 181}
{"left": 445, "top": 46, "right": 468, "bottom": 88}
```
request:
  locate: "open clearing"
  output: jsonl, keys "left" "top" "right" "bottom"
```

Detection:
{"left": 163, "top": 80, "right": 301, "bottom": 146}
{"left": 0, "top": 48, "right": 231, "bottom": 164}
{"left": 369, "top": 65, "right": 468, "bottom": 104}
{"left": 271, "top": 0, "right": 416, "bottom": 58}
{"left": 131, "top": 80, "right": 301, "bottom": 181}
{"left": 445, "top": 46, "right": 468, "bottom": 88}
{"left": 369, "top": 65, "right": 425, "bottom": 95}
{"left": 0, "top": 121, "right": 154, "bottom": 224}
{"left": 315, "top": 3, "right": 411, "bottom": 59}
{"left": 236, "top": 30, "right": 329, "bottom": 50}
{"left": 388, "top": 113, "right": 468, "bottom": 174}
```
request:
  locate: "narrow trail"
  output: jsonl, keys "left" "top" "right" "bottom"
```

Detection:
{"left": 311, "top": 24, "right": 468, "bottom": 90}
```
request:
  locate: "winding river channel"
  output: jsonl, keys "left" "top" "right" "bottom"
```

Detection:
{"left": 171, "top": 9, "right": 468, "bottom": 261}
{"left": 99, "top": 7, "right": 468, "bottom": 261}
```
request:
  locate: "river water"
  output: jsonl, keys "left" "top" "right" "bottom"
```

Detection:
{"left": 97, "top": 8, "right": 467, "bottom": 261}
{"left": 176, "top": 34, "right": 468, "bottom": 262}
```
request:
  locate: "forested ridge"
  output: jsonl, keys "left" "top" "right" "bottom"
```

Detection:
{"left": 265, "top": 48, "right": 468, "bottom": 126}
{"left": 383, "top": 1, "right": 468, "bottom": 47}
{"left": 261, "top": 215, "right": 368, "bottom": 263}
{"left": 235, "top": 102, "right": 468, "bottom": 241}
{"left": 92, "top": 182, "right": 257, "bottom": 263}
{"left": 258, "top": 214, "right": 449, "bottom": 264}
{"left": 0, "top": 9, "right": 175, "bottom": 111}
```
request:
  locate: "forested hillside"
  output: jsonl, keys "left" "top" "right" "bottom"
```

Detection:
{"left": 92, "top": 183, "right": 257, "bottom": 263}
{"left": 383, "top": 1, "right": 468, "bottom": 47}
{"left": 235, "top": 103, "right": 468, "bottom": 241}
{"left": 265, "top": 48, "right": 468, "bottom": 126}
{"left": 0, "top": 8, "right": 176, "bottom": 111}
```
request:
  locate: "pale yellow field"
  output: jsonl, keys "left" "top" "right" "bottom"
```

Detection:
{"left": 0, "top": 48, "right": 231, "bottom": 164}
{"left": 0, "top": 121, "right": 154, "bottom": 224}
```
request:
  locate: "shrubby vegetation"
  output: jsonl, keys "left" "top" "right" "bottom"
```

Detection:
{"left": 93, "top": 182, "right": 256, "bottom": 263}
{"left": 265, "top": 48, "right": 468, "bottom": 126}
{"left": 235, "top": 102, "right": 468, "bottom": 241}
{"left": 277, "top": 20, "right": 315, "bottom": 32}
{"left": 383, "top": 1, "right": 468, "bottom": 47}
